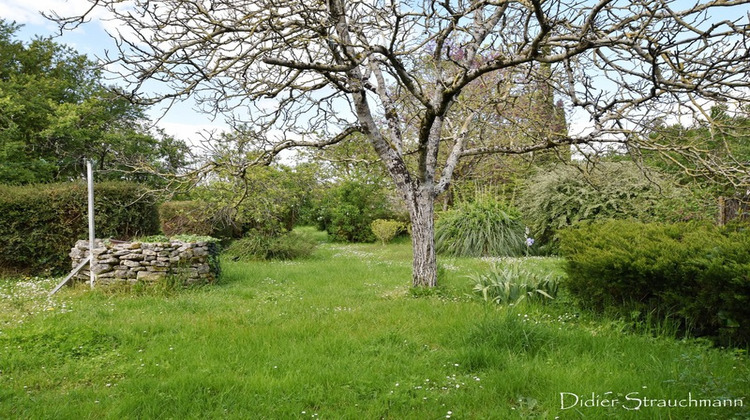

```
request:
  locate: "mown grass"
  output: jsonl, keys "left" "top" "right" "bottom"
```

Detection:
{"left": 0, "top": 235, "right": 748, "bottom": 419}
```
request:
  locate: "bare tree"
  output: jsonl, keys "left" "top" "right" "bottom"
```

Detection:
{"left": 51, "top": 0, "right": 750, "bottom": 287}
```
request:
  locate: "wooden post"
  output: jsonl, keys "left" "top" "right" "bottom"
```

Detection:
{"left": 87, "top": 160, "right": 96, "bottom": 289}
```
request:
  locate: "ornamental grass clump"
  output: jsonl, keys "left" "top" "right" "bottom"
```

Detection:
{"left": 470, "top": 262, "right": 560, "bottom": 305}
{"left": 435, "top": 198, "right": 525, "bottom": 257}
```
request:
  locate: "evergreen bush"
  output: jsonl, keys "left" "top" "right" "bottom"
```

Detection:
{"left": 559, "top": 220, "right": 750, "bottom": 346}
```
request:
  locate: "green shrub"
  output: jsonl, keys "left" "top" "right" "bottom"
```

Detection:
{"left": 559, "top": 220, "right": 750, "bottom": 346}
{"left": 316, "top": 180, "right": 395, "bottom": 242}
{"left": 370, "top": 219, "right": 404, "bottom": 245}
{"left": 159, "top": 200, "right": 239, "bottom": 239}
{"left": 469, "top": 262, "right": 560, "bottom": 305}
{"left": 190, "top": 164, "right": 320, "bottom": 238}
{"left": 518, "top": 162, "right": 708, "bottom": 245}
{"left": 223, "top": 230, "right": 317, "bottom": 261}
{"left": 159, "top": 201, "right": 213, "bottom": 236}
{"left": 0, "top": 182, "right": 159, "bottom": 275}
{"left": 435, "top": 198, "right": 525, "bottom": 257}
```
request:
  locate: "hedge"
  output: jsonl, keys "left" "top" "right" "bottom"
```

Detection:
{"left": 559, "top": 220, "right": 750, "bottom": 346}
{"left": 0, "top": 182, "right": 159, "bottom": 275}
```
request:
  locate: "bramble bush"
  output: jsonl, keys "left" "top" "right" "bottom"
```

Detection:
{"left": 0, "top": 182, "right": 159, "bottom": 275}
{"left": 559, "top": 220, "right": 750, "bottom": 346}
{"left": 435, "top": 198, "right": 525, "bottom": 257}
{"left": 159, "top": 201, "right": 214, "bottom": 236}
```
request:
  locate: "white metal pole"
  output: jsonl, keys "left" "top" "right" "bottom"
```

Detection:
{"left": 87, "top": 160, "right": 95, "bottom": 289}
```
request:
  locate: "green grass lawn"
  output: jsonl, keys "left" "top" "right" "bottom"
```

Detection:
{"left": 1, "top": 237, "right": 748, "bottom": 419}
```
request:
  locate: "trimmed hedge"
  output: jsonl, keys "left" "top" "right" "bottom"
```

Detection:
{"left": 559, "top": 220, "right": 750, "bottom": 346}
{"left": 0, "top": 182, "right": 159, "bottom": 275}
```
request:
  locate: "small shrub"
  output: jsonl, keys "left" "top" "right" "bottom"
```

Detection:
{"left": 469, "top": 262, "right": 560, "bottom": 305}
{"left": 435, "top": 198, "right": 525, "bottom": 257}
{"left": 559, "top": 220, "right": 750, "bottom": 346}
{"left": 224, "top": 230, "right": 317, "bottom": 261}
{"left": 266, "top": 231, "right": 317, "bottom": 260}
{"left": 371, "top": 219, "right": 404, "bottom": 245}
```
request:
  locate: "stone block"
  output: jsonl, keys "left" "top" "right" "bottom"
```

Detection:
{"left": 92, "top": 247, "right": 108, "bottom": 256}
{"left": 122, "top": 260, "right": 142, "bottom": 268}
{"left": 91, "top": 263, "right": 114, "bottom": 274}
{"left": 120, "top": 252, "right": 144, "bottom": 260}
{"left": 137, "top": 271, "right": 167, "bottom": 282}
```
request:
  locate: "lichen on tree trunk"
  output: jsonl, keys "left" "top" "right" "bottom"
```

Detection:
{"left": 407, "top": 187, "right": 437, "bottom": 288}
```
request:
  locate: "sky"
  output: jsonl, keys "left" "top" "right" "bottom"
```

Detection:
{"left": 3, "top": 0, "right": 749, "bottom": 148}
{"left": 2, "top": 0, "right": 225, "bottom": 144}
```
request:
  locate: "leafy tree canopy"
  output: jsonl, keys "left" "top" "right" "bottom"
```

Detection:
{"left": 0, "top": 20, "right": 188, "bottom": 185}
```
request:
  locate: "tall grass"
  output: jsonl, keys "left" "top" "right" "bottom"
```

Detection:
{"left": 435, "top": 198, "right": 526, "bottom": 257}
{"left": 0, "top": 239, "right": 748, "bottom": 419}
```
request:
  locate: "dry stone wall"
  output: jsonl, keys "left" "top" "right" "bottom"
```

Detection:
{"left": 70, "top": 239, "right": 220, "bottom": 285}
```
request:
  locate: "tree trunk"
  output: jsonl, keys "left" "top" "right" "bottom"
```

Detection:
{"left": 409, "top": 187, "right": 437, "bottom": 288}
